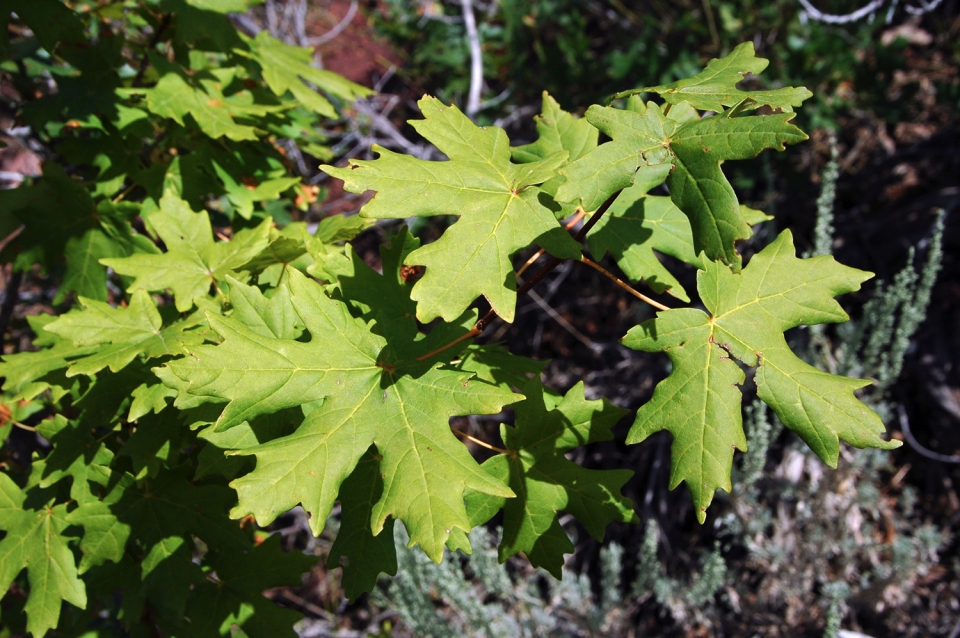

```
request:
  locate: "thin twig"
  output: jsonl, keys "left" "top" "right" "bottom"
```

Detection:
{"left": 527, "top": 289, "right": 599, "bottom": 351}
{"left": 0, "top": 269, "right": 23, "bottom": 350}
{"left": 461, "top": 0, "right": 483, "bottom": 119}
{"left": 797, "top": 0, "right": 887, "bottom": 24}
{"left": 905, "top": 0, "right": 943, "bottom": 15}
{"left": 515, "top": 210, "right": 584, "bottom": 278}
{"left": 307, "top": 0, "right": 358, "bottom": 46}
{"left": 701, "top": 0, "right": 720, "bottom": 47}
{"left": 578, "top": 257, "right": 671, "bottom": 312}
{"left": 898, "top": 404, "right": 960, "bottom": 464}
{"left": 451, "top": 428, "right": 509, "bottom": 455}
{"left": 415, "top": 329, "right": 481, "bottom": 361}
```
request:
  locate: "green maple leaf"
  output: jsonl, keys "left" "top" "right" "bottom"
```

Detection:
{"left": 326, "top": 450, "right": 398, "bottom": 600}
{"left": 0, "top": 166, "right": 154, "bottom": 303}
{"left": 184, "top": 0, "right": 255, "bottom": 12}
{"left": 587, "top": 164, "right": 772, "bottom": 300}
{"left": 243, "top": 31, "right": 372, "bottom": 118}
{"left": 511, "top": 92, "right": 598, "bottom": 219}
{"left": 128, "top": 382, "right": 177, "bottom": 422}
{"left": 102, "top": 194, "right": 271, "bottom": 311}
{"left": 156, "top": 267, "right": 519, "bottom": 560}
{"left": 34, "top": 416, "right": 115, "bottom": 504}
{"left": 624, "top": 230, "right": 900, "bottom": 522}
{"left": 322, "top": 96, "right": 581, "bottom": 323}
{"left": 65, "top": 473, "right": 133, "bottom": 574}
{"left": 138, "top": 72, "right": 259, "bottom": 141}
{"left": 225, "top": 275, "right": 303, "bottom": 340}
{"left": 558, "top": 100, "right": 806, "bottom": 265}
{"left": 211, "top": 161, "right": 300, "bottom": 219}
{"left": 187, "top": 533, "right": 314, "bottom": 638}
{"left": 466, "top": 378, "right": 636, "bottom": 577}
{"left": 44, "top": 289, "right": 204, "bottom": 376}
{"left": 619, "top": 42, "right": 813, "bottom": 113}
{"left": 0, "top": 474, "right": 87, "bottom": 637}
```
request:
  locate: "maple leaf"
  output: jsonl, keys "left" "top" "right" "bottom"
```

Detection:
{"left": 0, "top": 166, "right": 155, "bottom": 303}
{"left": 587, "top": 164, "right": 772, "bottom": 301}
{"left": 44, "top": 289, "right": 204, "bottom": 376}
{"left": 156, "top": 267, "right": 520, "bottom": 560}
{"left": 624, "top": 230, "right": 900, "bottom": 522}
{"left": 0, "top": 474, "right": 87, "bottom": 637}
{"left": 557, "top": 100, "right": 806, "bottom": 265}
{"left": 326, "top": 450, "right": 398, "bottom": 600}
{"left": 187, "top": 534, "right": 315, "bottom": 637}
{"left": 511, "top": 92, "right": 599, "bottom": 219}
{"left": 211, "top": 161, "right": 300, "bottom": 219}
{"left": 243, "top": 31, "right": 372, "bottom": 118}
{"left": 620, "top": 42, "right": 813, "bottom": 113}
{"left": 462, "top": 375, "right": 636, "bottom": 577}
{"left": 102, "top": 194, "right": 271, "bottom": 311}
{"left": 322, "top": 96, "right": 581, "bottom": 323}
{"left": 138, "top": 72, "right": 259, "bottom": 142}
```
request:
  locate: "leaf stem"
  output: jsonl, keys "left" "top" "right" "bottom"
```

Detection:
{"left": 515, "top": 209, "right": 585, "bottom": 278}
{"left": 450, "top": 427, "right": 509, "bottom": 455}
{"left": 415, "top": 328, "right": 481, "bottom": 362}
{"left": 11, "top": 420, "right": 36, "bottom": 432}
{"left": 578, "top": 257, "right": 671, "bottom": 312}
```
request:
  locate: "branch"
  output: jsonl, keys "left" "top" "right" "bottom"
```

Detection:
{"left": 461, "top": 0, "right": 483, "bottom": 119}
{"left": 898, "top": 404, "right": 960, "bottom": 464}
{"left": 306, "top": 0, "right": 358, "bottom": 46}
{"left": 797, "top": 0, "right": 888, "bottom": 24}
{"left": 578, "top": 257, "right": 671, "bottom": 312}
{"left": 132, "top": 13, "right": 171, "bottom": 88}
{"left": 0, "top": 269, "right": 23, "bottom": 351}
{"left": 905, "top": 0, "right": 943, "bottom": 14}
{"left": 451, "top": 427, "right": 509, "bottom": 455}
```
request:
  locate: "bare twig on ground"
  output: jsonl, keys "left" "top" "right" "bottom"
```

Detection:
{"left": 461, "top": 0, "right": 483, "bottom": 119}
{"left": 307, "top": 0, "right": 358, "bottom": 46}
{"left": 898, "top": 404, "right": 960, "bottom": 464}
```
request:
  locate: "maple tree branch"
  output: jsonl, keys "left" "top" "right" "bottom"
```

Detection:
{"left": 578, "top": 257, "right": 671, "bottom": 312}
{"left": 133, "top": 13, "right": 171, "bottom": 88}
{"left": 450, "top": 427, "right": 509, "bottom": 455}
{"left": 0, "top": 269, "right": 23, "bottom": 351}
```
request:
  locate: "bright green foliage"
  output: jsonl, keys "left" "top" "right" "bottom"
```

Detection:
{"left": 511, "top": 91, "right": 599, "bottom": 219}
{"left": 322, "top": 96, "right": 581, "bottom": 323}
{"left": 44, "top": 289, "right": 203, "bottom": 376}
{"left": 623, "top": 231, "right": 900, "bottom": 521}
{"left": 467, "top": 379, "right": 637, "bottom": 577}
{"left": 137, "top": 72, "right": 261, "bottom": 141}
{"left": 244, "top": 31, "right": 372, "bottom": 118}
{"left": 102, "top": 194, "right": 271, "bottom": 312}
{"left": 158, "top": 267, "right": 519, "bottom": 561}
{"left": 0, "top": 475, "right": 86, "bottom": 637}
{"left": 0, "top": 12, "right": 901, "bottom": 635}
{"left": 558, "top": 98, "right": 807, "bottom": 265}
{"left": 619, "top": 42, "right": 813, "bottom": 112}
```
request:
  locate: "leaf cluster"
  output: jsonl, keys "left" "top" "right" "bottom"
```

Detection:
{"left": 0, "top": 6, "right": 899, "bottom": 636}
